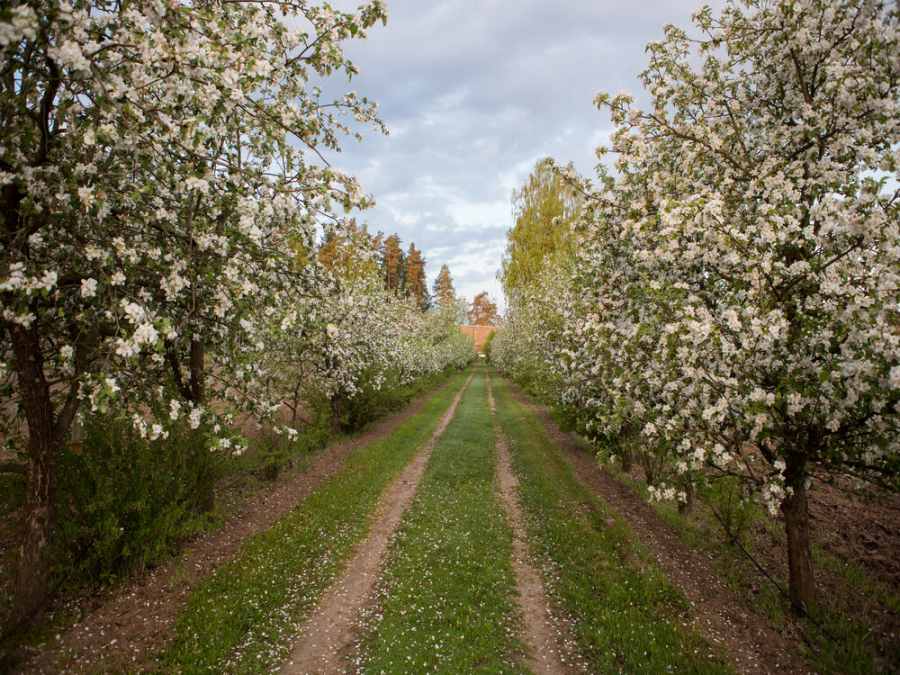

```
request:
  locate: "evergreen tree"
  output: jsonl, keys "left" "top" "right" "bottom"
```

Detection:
{"left": 432, "top": 264, "right": 456, "bottom": 309}
{"left": 317, "top": 220, "right": 379, "bottom": 279}
{"left": 404, "top": 243, "right": 428, "bottom": 310}
{"left": 381, "top": 233, "right": 404, "bottom": 292}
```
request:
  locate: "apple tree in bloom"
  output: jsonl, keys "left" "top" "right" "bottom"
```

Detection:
{"left": 0, "top": 0, "right": 387, "bottom": 625}
{"left": 256, "top": 229, "right": 474, "bottom": 437}
{"left": 491, "top": 263, "right": 575, "bottom": 403}
{"left": 570, "top": 0, "right": 900, "bottom": 607}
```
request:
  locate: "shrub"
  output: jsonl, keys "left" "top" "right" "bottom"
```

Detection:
{"left": 53, "top": 412, "right": 218, "bottom": 585}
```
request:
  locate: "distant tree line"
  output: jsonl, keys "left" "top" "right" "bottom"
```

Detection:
{"left": 318, "top": 221, "right": 430, "bottom": 310}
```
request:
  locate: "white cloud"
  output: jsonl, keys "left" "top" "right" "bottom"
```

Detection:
{"left": 320, "top": 0, "right": 727, "bottom": 307}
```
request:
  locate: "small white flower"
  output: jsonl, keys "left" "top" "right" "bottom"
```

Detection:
{"left": 77, "top": 185, "right": 94, "bottom": 210}
{"left": 889, "top": 365, "right": 900, "bottom": 390}
{"left": 80, "top": 278, "right": 98, "bottom": 298}
{"left": 184, "top": 176, "right": 210, "bottom": 194}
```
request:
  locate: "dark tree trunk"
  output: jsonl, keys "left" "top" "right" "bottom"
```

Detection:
{"left": 678, "top": 482, "right": 694, "bottom": 515}
{"left": 620, "top": 446, "right": 633, "bottom": 473}
{"left": 8, "top": 324, "right": 59, "bottom": 629}
{"left": 189, "top": 338, "right": 204, "bottom": 403}
{"left": 619, "top": 423, "right": 634, "bottom": 473}
{"left": 331, "top": 393, "right": 342, "bottom": 434}
{"left": 781, "top": 482, "right": 815, "bottom": 609}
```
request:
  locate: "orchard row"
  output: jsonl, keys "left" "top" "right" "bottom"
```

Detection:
{"left": 492, "top": 0, "right": 900, "bottom": 609}
{"left": 0, "top": 0, "right": 474, "bottom": 629}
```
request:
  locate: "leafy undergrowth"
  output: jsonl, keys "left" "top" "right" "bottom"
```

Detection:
{"left": 490, "top": 372, "right": 732, "bottom": 674}
{"left": 619, "top": 473, "right": 900, "bottom": 675}
{"left": 159, "top": 368, "right": 473, "bottom": 674}
{"left": 357, "top": 365, "right": 525, "bottom": 674}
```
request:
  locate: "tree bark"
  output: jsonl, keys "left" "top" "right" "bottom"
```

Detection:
{"left": 620, "top": 446, "right": 633, "bottom": 473}
{"left": 619, "top": 423, "right": 634, "bottom": 473}
{"left": 189, "top": 338, "right": 204, "bottom": 403}
{"left": 331, "top": 393, "right": 342, "bottom": 434}
{"left": 781, "top": 482, "right": 815, "bottom": 609}
{"left": 8, "top": 323, "right": 58, "bottom": 629}
{"left": 678, "top": 481, "right": 694, "bottom": 515}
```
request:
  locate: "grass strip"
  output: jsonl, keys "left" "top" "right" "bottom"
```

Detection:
{"left": 358, "top": 365, "right": 525, "bottom": 674}
{"left": 160, "top": 367, "right": 474, "bottom": 674}
{"left": 489, "top": 371, "right": 733, "bottom": 674}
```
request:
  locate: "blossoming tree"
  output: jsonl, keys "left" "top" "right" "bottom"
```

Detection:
{"left": 495, "top": 0, "right": 900, "bottom": 609}
{"left": 587, "top": 0, "right": 900, "bottom": 607}
{"left": 0, "top": 0, "right": 387, "bottom": 626}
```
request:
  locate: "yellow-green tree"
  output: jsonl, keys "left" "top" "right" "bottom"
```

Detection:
{"left": 499, "top": 158, "right": 580, "bottom": 301}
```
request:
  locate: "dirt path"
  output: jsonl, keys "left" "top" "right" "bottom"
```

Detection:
{"left": 18, "top": 378, "right": 456, "bottom": 675}
{"left": 486, "top": 374, "right": 575, "bottom": 675}
{"left": 277, "top": 372, "right": 474, "bottom": 675}
{"left": 509, "top": 384, "right": 812, "bottom": 675}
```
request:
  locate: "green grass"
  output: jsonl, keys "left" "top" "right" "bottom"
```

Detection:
{"left": 158, "top": 367, "right": 474, "bottom": 674}
{"left": 489, "top": 370, "right": 733, "bottom": 674}
{"left": 358, "top": 365, "right": 525, "bottom": 674}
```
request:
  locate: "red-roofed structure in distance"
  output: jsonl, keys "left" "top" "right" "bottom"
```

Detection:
{"left": 459, "top": 325, "right": 502, "bottom": 352}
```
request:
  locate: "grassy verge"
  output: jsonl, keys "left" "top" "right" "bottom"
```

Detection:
{"left": 489, "top": 371, "right": 732, "bottom": 674}
{"left": 158, "top": 367, "right": 474, "bottom": 674}
{"left": 357, "top": 365, "right": 525, "bottom": 674}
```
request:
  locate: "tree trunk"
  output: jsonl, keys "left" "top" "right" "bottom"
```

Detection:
{"left": 619, "top": 423, "right": 634, "bottom": 473}
{"left": 781, "top": 483, "right": 815, "bottom": 609}
{"left": 620, "top": 446, "right": 633, "bottom": 473}
{"left": 679, "top": 482, "right": 694, "bottom": 515}
{"left": 189, "top": 338, "right": 204, "bottom": 403}
{"left": 8, "top": 324, "right": 59, "bottom": 629}
{"left": 12, "top": 434, "right": 57, "bottom": 628}
{"left": 331, "top": 393, "right": 342, "bottom": 434}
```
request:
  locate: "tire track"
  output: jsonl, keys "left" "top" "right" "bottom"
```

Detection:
{"left": 18, "top": 376, "right": 458, "bottom": 674}
{"left": 507, "top": 380, "right": 810, "bottom": 675}
{"left": 277, "top": 371, "right": 475, "bottom": 675}
{"left": 486, "top": 373, "right": 575, "bottom": 675}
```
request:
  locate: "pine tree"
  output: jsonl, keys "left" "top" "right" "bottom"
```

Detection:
{"left": 432, "top": 264, "right": 455, "bottom": 308}
{"left": 381, "top": 234, "right": 404, "bottom": 292}
{"left": 404, "top": 243, "right": 428, "bottom": 310}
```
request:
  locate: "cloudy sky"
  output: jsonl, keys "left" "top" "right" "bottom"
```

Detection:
{"left": 317, "top": 0, "right": 726, "bottom": 313}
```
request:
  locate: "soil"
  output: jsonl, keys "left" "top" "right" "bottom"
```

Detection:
{"left": 14, "top": 378, "right": 454, "bottom": 675}
{"left": 808, "top": 478, "right": 900, "bottom": 590}
{"left": 510, "top": 384, "right": 813, "bottom": 675}
{"left": 278, "top": 371, "right": 472, "bottom": 674}
{"left": 486, "top": 374, "right": 577, "bottom": 675}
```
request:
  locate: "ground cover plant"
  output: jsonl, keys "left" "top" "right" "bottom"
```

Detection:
{"left": 489, "top": 370, "right": 733, "bottom": 674}
{"left": 158, "top": 369, "right": 473, "bottom": 674}
{"left": 357, "top": 365, "right": 525, "bottom": 673}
